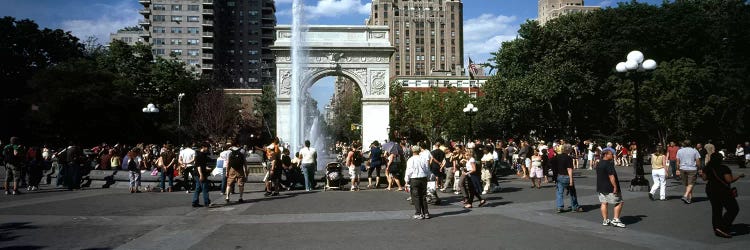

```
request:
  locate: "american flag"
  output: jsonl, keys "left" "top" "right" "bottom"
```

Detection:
{"left": 468, "top": 57, "right": 480, "bottom": 80}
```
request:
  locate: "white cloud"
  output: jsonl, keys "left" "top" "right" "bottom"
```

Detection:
{"left": 60, "top": 0, "right": 139, "bottom": 44}
{"left": 305, "top": 0, "right": 371, "bottom": 19}
{"left": 463, "top": 14, "right": 519, "bottom": 63}
{"left": 598, "top": 0, "right": 614, "bottom": 7}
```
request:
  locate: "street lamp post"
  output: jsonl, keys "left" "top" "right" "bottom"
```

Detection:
{"left": 463, "top": 103, "right": 478, "bottom": 139}
{"left": 616, "top": 50, "right": 657, "bottom": 192}
{"left": 177, "top": 93, "right": 185, "bottom": 145}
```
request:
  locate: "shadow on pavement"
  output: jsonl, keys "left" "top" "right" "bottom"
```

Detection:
{"left": 431, "top": 209, "right": 471, "bottom": 218}
{"left": 732, "top": 223, "right": 750, "bottom": 236}
{"left": 499, "top": 187, "right": 523, "bottom": 193}
{"left": 0, "top": 246, "right": 44, "bottom": 250}
{"left": 484, "top": 201, "right": 512, "bottom": 207}
{"left": 620, "top": 215, "right": 647, "bottom": 225}
{"left": 0, "top": 222, "right": 38, "bottom": 243}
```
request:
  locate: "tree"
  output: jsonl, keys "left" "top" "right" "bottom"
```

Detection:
{"left": 190, "top": 90, "right": 241, "bottom": 141}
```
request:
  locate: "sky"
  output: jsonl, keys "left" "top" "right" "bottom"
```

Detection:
{"left": 1, "top": 0, "right": 663, "bottom": 112}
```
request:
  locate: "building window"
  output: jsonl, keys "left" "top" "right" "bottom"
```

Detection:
{"left": 187, "top": 59, "right": 200, "bottom": 66}
{"left": 153, "top": 15, "right": 166, "bottom": 22}
{"left": 187, "top": 27, "right": 199, "bottom": 34}
{"left": 170, "top": 49, "right": 183, "bottom": 56}
{"left": 170, "top": 39, "right": 182, "bottom": 45}
{"left": 187, "top": 16, "right": 199, "bottom": 22}
{"left": 153, "top": 4, "right": 166, "bottom": 11}
{"left": 187, "top": 5, "right": 199, "bottom": 11}
{"left": 171, "top": 16, "right": 182, "bottom": 22}
{"left": 170, "top": 27, "right": 182, "bottom": 33}
{"left": 153, "top": 38, "right": 165, "bottom": 45}
{"left": 431, "top": 55, "right": 435, "bottom": 61}
{"left": 187, "top": 49, "right": 199, "bottom": 56}
{"left": 187, "top": 39, "right": 199, "bottom": 45}
{"left": 451, "top": 31, "right": 455, "bottom": 37}
{"left": 153, "top": 26, "right": 166, "bottom": 33}
{"left": 171, "top": 4, "right": 182, "bottom": 11}
{"left": 153, "top": 48, "right": 165, "bottom": 55}
{"left": 248, "top": 11, "right": 259, "bottom": 15}
{"left": 248, "top": 50, "right": 259, "bottom": 55}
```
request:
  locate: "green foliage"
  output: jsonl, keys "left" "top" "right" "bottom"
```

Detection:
{"left": 481, "top": 1, "right": 750, "bottom": 144}
{"left": 390, "top": 83, "right": 470, "bottom": 143}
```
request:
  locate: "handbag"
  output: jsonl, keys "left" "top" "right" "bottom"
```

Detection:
{"left": 711, "top": 166, "right": 738, "bottom": 198}
{"left": 150, "top": 168, "right": 159, "bottom": 176}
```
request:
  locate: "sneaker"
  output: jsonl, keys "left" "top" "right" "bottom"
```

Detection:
{"left": 610, "top": 218, "right": 626, "bottom": 228}
{"left": 412, "top": 214, "right": 423, "bottom": 220}
{"left": 225, "top": 198, "right": 230, "bottom": 204}
{"left": 27, "top": 186, "right": 32, "bottom": 191}
{"left": 556, "top": 208, "right": 564, "bottom": 213}
{"left": 423, "top": 214, "right": 431, "bottom": 219}
{"left": 4, "top": 190, "right": 9, "bottom": 195}
{"left": 681, "top": 196, "right": 690, "bottom": 204}
{"left": 454, "top": 191, "right": 460, "bottom": 195}
{"left": 602, "top": 219, "right": 611, "bottom": 226}
{"left": 648, "top": 193, "right": 655, "bottom": 201}
{"left": 238, "top": 199, "right": 244, "bottom": 203}
{"left": 186, "top": 190, "right": 190, "bottom": 194}
{"left": 481, "top": 191, "right": 488, "bottom": 195}
{"left": 192, "top": 203, "right": 202, "bottom": 207}
{"left": 12, "top": 190, "right": 18, "bottom": 195}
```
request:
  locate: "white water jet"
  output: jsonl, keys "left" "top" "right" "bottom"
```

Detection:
{"left": 289, "top": 0, "right": 305, "bottom": 155}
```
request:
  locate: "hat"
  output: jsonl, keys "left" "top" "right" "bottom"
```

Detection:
{"left": 602, "top": 148, "right": 616, "bottom": 156}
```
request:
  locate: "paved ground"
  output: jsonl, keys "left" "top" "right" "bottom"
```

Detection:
{"left": 1, "top": 164, "right": 749, "bottom": 250}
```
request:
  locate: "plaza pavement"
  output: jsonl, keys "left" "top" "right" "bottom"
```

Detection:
{"left": 1, "top": 163, "right": 749, "bottom": 250}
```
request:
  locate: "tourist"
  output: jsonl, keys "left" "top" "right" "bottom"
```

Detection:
{"left": 3, "top": 137, "right": 24, "bottom": 195}
{"left": 666, "top": 141, "right": 680, "bottom": 179}
{"left": 745, "top": 142, "right": 750, "bottom": 168}
{"left": 648, "top": 147, "right": 668, "bottom": 201}
{"left": 25, "top": 146, "right": 43, "bottom": 191}
{"left": 110, "top": 148, "right": 121, "bottom": 172}
{"left": 406, "top": 145, "right": 431, "bottom": 219}
{"left": 441, "top": 146, "right": 457, "bottom": 193}
{"left": 597, "top": 148, "right": 626, "bottom": 228}
{"left": 529, "top": 150, "right": 543, "bottom": 189}
{"left": 704, "top": 140, "right": 716, "bottom": 164}
{"left": 385, "top": 148, "right": 404, "bottom": 191}
{"left": 697, "top": 143, "right": 707, "bottom": 171}
{"left": 365, "top": 141, "right": 381, "bottom": 189}
{"left": 192, "top": 143, "right": 211, "bottom": 207}
{"left": 178, "top": 143, "right": 196, "bottom": 193}
{"left": 702, "top": 152, "right": 744, "bottom": 238}
{"left": 736, "top": 144, "right": 745, "bottom": 169}
{"left": 217, "top": 144, "right": 231, "bottom": 195}
{"left": 298, "top": 140, "right": 317, "bottom": 191}
{"left": 553, "top": 144, "right": 581, "bottom": 213}
{"left": 279, "top": 148, "right": 293, "bottom": 191}
{"left": 429, "top": 142, "right": 446, "bottom": 190}
{"left": 158, "top": 144, "right": 176, "bottom": 192}
{"left": 125, "top": 148, "right": 143, "bottom": 193}
{"left": 346, "top": 143, "right": 362, "bottom": 191}
{"left": 480, "top": 147, "right": 494, "bottom": 194}
{"left": 541, "top": 149, "right": 552, "bottom": 184}
{"left": 462, "top": 150, "right": 486, "bottom": 208}
{"left": 587, "top": 140, "right": 597, "bottom": 170}
{"left": 518, "top": 141, "right": 530, "bottom": 178}
{"left": 676, "top": 140, "right": 701, "bottom": 204}
{"left": 66, "top": 143, "right": 83, "bottom": 190}
{"left": 225, "top": 141, "right": 247, "bottom": 202}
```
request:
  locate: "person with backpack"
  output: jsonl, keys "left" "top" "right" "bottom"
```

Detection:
{"left": 298, "top": 140, "right": 317, "bottom": 191}
{"left": 3, "top": 137, "right": 24, "bottom": 195}
{"left": 178, "top": 143, "right": 197, "bottom": 193}
{"left": 192, "top": 143, "right": 212, "bottom": 207}
{"left": 346, "top": 143, "right": 363, "bottom": 191}
{"left": 125, "top": 148, "right": 143, "bottom": 193}
{"left": 225, "top": 142, "right": 246, "bottom": 203}
{"left": 158, "top": 145, "right": 177, "bottom": 192}
{"left": 26, "top": 146, "right": 43, "bottom": 191}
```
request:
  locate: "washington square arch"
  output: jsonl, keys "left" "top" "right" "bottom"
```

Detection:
{"left": 271, "top": 25, "right": 394, "bottom": 146}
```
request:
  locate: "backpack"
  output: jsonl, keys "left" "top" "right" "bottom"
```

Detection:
{"left": 127, "top": 158, "right": 138, "bottom": 171}
{"left": 353, "top": 150, "right": 363, "bottom": 166}
{"left": 228, "top": 149, "right": 244, "bottom": 169}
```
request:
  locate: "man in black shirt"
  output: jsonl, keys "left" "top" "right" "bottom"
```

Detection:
{"left": 552, "top": 144, "right": 580, "bottom": 213}
{"left": 192, "top": 143, "right": 211, "bottom": 207}
{"left": 597, "top": 148, "right": 625, "bottom": 228}
{"left": 430, "top": 142, "right": 446, "bottom": 189}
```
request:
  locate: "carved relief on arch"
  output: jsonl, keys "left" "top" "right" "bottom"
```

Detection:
{"left": 278, "top": 70, "right": 292, "bottom": 96}
{"left": 370, "top": 70, "right": 387, "bottom": 96}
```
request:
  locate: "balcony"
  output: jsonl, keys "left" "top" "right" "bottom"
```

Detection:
{"left": 139, "top": 0, "right": 151, "bottom": 6}
{"left": 138, "top": 19, "right": 151, "bottom": 26}
{"left": 201, "top": 43, "right": 214, "bottom": 49}
{"left": 202, "top": 53, "right": 213, "bottom": 60}
{"left": 139, "top": 8, "right": 151, "bottom": 15}
{"left": 202, "top": 31, "right": 213, "bottom": 38}
{"left": 202, "top": 20, "right": 214, "bottom": 26}
{"left": 261, "top": 23, "right": 275, "bottom": 29}
{"left": 202, "top": 9, "right": 214, "bottom": 15}
{"left": 202, "top": 0, "right": 213, "bottom": 5}
{"left": 139, "top": 32, "right": 151, "bottom": 38}
{"left": 202, "top": 64, "right": 214, "bottom": 70}
{"left": 261, "top": 54, "right": 274, "bottom": 60}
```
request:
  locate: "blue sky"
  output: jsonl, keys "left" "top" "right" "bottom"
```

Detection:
{"left": 1, "top": 0, "right": 663, "bottom": 112}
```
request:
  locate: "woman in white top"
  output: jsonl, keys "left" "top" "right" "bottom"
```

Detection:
{"left": 736, "top": 144, "right": 745, "bottom": 168}
{"left": 529, "top": 150, "right": 543, "bottom": 189}
{"left": 463, "top": 151, "right": 486, "bottom": 208}
{"left": 406, "top": 145, "right": 431, "bottom": 219}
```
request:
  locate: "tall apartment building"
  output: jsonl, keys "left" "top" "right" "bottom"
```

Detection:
{"left": 138, "top": 0, "right": 276, "bottom": 88}
{"left": 367, "top": 0, "right": 464, "bottom": 78}
{"left": 538, "top": 0, "right": 599, "bottom": 25}
{"left": 109, "top": 29, "right": 148, "bottom": 45}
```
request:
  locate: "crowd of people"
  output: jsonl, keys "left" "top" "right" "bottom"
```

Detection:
{"left": 2, "top": 135, "right": 748, "bottom": 238}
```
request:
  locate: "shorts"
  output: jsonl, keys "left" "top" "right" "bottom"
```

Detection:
{"left": 348, "top": 165, "right": 361, "bottom": 179}
{"left": 529, "top": 166, "right": 543, "bottom": 178}
{"left": 367, "top": 163, "right": 381, "bottom": 178}
{"left": 4, "top": 164, "right": 21, "bottom": 183}
{"left": 680, "top": 170, "right": 697, "bottom": 185}
{"left": 598, "top": 193, "right": 623, "bottom": 204}
{"left": 227, "top": 168, "right": 246, "bottom": 187}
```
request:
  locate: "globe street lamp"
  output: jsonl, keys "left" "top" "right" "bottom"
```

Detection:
{"left": 142, "top": 103, "right": 159, "bottom": 113}
{"left": 177, "top": 93, "right": 185, "bottom": 145}
{"left": 616, "top": 50, "right": 657, "bottom": 192}
{"left": 463, "top": 103, "right": 478, "bottom": 138}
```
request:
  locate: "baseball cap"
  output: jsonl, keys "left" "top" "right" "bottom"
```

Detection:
{"left": 602, "top": 148, "right": 616, "bottom": 156}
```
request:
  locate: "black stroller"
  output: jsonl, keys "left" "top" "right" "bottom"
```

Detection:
{"left": 324, "top": 162, "right": 344, "bottom": 191}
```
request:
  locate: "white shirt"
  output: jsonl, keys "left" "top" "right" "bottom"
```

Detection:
{"left": 179, "top": 148, "right": 196, "bottom": 166}
{"left": 737, "top": 147, "right": 745, "bottom": 156}
{"left": 405, "top": 155, "right": 430, "bottom": 184}
{"left": 299, "top": 147, "right": 316, "bottom": 164}
{"left": 465, "top": 158, "right": 476, "bottom": 172}
{"left": 676, "top": 147, "right": 701, "bottom": 171}
{"left": 219, "top": 150, "right": 231, "bottom": 171}
{"left": 419, "top": 150, "right": 431, "bottom": 165}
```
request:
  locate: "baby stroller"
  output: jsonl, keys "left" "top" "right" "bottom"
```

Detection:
{"left": 426, "top": 174, "right": 441, "bottom": 205}
{"left": 324, "top": 162, "right": 344, "bottom": 191}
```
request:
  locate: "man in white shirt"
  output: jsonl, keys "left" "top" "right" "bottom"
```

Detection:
{"left": 406, "top": 145, "right": 430, "bottom": 220}
{"left": 218, "top": 144, "right": 231, "bottom": 195}
{"left": 298, "top": 140, "right": 317, "bottom": 191}
{"left": 178, "top": 143, "right": 196, "bottom": 193}
{"left": 676, "top": 140, "right": 701, "bottom": 204}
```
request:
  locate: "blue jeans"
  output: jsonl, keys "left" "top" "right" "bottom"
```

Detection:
{"left": 669, "top": 160, "right": 677, "bottom": 177}
{"left": 556, "top": 175, "right": 579, "bottom": 209}
{"left": 56, "top": 162, "right": 65, "bottom": 186}
{"left": 159, "top": 170, "right": 173, "bottom": 190}
{"left": 302, "top": 163, "right": 315, "bottom": 190}
{"left": 192, "top": 178, "right": 210, "bottom": 205}
{"left": 221, "top": 176, "right": 227, "bottom": 194}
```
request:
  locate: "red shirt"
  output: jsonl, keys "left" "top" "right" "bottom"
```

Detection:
{"left": 667, "top": 146, "right": 680, "bottom": 160}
